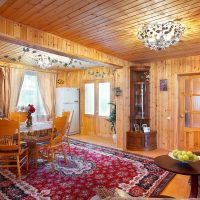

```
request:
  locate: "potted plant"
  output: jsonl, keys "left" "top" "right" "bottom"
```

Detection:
{"left": 107, "top": 102, "right": 116, "bottom": 143}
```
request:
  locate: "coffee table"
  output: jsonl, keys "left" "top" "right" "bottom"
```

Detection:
{"left": 155, "top": 155, "right": 200, "bottom": 198}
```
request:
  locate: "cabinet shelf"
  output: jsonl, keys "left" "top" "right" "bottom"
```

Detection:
{"left": 127, "top": 66, "right": 157, "bottom": 151}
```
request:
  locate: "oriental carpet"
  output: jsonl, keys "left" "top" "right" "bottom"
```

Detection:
{"left": 0, "top": 139, "right": 174, "bottom": 200}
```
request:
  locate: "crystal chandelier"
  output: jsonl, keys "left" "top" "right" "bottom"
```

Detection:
{"left": 137, "top": 21, "right": 185, "bottom": 51}
{"left": 34, "top": 55, "right": 52, "bottom": 69}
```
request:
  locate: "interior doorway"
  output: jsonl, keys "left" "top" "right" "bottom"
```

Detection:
{"left": 83, "top": 79, "right": 114, "bottom": 138}
{"left": 178, "top": 74, "right": 200, "bottom": 150}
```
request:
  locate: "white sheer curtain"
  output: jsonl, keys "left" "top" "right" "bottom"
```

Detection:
{"left": 9, "top": 68, "right": 25, "bottom": 112}
{"left": 17, "top": 71, "right": 47, "bottom": 121}
{"left": 37, "top": 72, "right": 57, "bottom": 119}
{"left": 0, "top": 67, "right": 24, "bottom": 116}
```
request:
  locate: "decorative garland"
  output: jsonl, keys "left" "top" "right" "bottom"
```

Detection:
{"left": 87, "top": 68, "right": 117, "bottom": 78}
{"left": 0, "top": 47, "right": 82, "bottom": 68}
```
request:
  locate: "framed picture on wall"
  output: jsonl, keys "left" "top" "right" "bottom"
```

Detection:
{"left": 160, "top": 79, "right": 168, "bottom": 91}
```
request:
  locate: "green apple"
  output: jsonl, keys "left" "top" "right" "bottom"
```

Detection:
{"left": 183, "top": 154, "right": 189, "bottom": 161}
{"left": 178, "top": 154, "right": 183, "bottom": 161}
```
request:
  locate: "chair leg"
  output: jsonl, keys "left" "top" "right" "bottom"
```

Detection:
{"left": 67, "top": 137, "right": 71, "bottom": 153}
{"left": 62, "top": 144, "right": 67, "bottom": 163}
{"left": 16, "top": 155, "right": 21, "bottom": 180}
{"left": 26, "top": 150, "right": 29, "bottom": 171}
{"left": 51, "top": 152, "right": 55, "bottom": 174}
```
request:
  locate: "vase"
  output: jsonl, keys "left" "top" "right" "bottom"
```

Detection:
{"left": 112, "top": 134, "right": 117, "bottom": 144}
{"left": 26, "top": 113, "right": 32, "bottom": 127}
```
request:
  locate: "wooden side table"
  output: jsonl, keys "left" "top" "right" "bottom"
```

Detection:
{"left": 126, "top": 131, "right": 157, "bottom": 150}
{"left": 155, "top": 155, "right": 200, "bottom": 198}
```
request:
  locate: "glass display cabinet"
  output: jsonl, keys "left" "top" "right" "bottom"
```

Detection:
{"left": 127, "top": 66, "right": 157, "bottom": 150}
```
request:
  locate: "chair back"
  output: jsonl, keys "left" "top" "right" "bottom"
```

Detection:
{"left": 62, "top": 111, "right": 74, "bottom": 136}
{"left": 0, "top": 119, "right": 21, "bottom": 152}
{"left": 62, "top": 111, "right": 70, "bottom": 119}
{"left": 50, "top": 116, "right": 68, "bottom": 146}
{"left": 67, "top": 111, "right": 74, "bottom": 135}
{"left": 9, "top": 112, "right": 27, "bottom": 123}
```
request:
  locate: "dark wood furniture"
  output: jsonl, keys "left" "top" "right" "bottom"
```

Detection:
{"left": 127, "top": 66, "right": 157, "bottom": 150}
{"left": 127, "top": 131, "right": 157, "bottom": 150}
{"left": 155, "top": 155, "right": 200, "bottom": 198}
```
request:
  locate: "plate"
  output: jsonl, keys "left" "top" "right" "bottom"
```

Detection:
{"left": 168, "top": 152, "right": 200, "bottom": 163}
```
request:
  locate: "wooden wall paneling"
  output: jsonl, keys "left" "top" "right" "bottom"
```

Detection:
{"left": 57, "top": 67, "right": 119, "bottom": 141}
{"left": 115, "top": 66, "right": 130, "bottom": 150}
{"left": 0, "top": 17, "right": 130, "bottom": 67}
{"left": 0, "top": 68, "right": 3, "bottom": 114}
{"left": 146, "top": 55, "right": 200, "bottom": 151}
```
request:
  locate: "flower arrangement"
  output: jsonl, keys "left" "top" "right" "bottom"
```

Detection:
{"left": 26, "top": 104, "right": 35, "bottom": 127}
{"left": 27, "top": 104, "right": 36, "bottom": 114}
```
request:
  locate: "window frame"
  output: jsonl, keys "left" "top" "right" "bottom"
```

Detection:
{"left": 84, "top": 79, "right": 113, "bottom": 118}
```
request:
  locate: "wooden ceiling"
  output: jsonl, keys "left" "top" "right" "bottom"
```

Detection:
{"left": 0, "top": 40, "right": 109, "bottom": 69}
{"left": 0, "top": 0, "right": 200, "bottom": 62}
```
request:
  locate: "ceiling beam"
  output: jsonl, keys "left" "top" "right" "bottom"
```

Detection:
{"left": 0, "top": 16, "right": 131, "bottom": 67}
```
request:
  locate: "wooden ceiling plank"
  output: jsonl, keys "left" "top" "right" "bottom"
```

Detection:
{"left": 52, "top": 0, "right": 183, "bottom": 34}
{"left": 42, "top": 0, "right": 130, "bottom": 30}
{"left": 0, "top": 0, "right": 15, "bottom": 14}
{"left": 58, "top": 0, "right": 198, "bottom": 39}
{"left": 1, "top": 0, "right": 200, "bottom": 62}
{"left": 58, "top": 0, "right": 156, "bottom": 28}
{"left": 61, "top": 5, "right": 200, "bottom": 48}
{"left": 1, "top": 0, "right": 31, "bottom": 17}
{"left": 14, "top": 1, "right": 52, "bottom": 22}
{"left": 0, "top": 16, "right": 130, "bottom": 66}
{"left": 37, "top": 0, "right": 111, "bottom": 31}
{"left": 22, "top": 0, "right": 84, "bottom": 26}
{"left": 42, "top": 0, "right": 155, "bottom": 32}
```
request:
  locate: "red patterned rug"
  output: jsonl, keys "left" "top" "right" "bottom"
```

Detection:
{"left": 0, "top": 139, "right": 174, "bottom": 200}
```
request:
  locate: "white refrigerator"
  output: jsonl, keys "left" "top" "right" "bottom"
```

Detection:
{"left": 56, "top": 88, "right": 79, "bottom": 135}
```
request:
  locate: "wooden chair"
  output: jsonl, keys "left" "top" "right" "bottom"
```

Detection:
{"left": 9, "top": 112, "right": 27, "bottom": 123}
{"left": 35, "top": 116, "right": 68, "bottom": 173}
{"left": 0, "top": 119, "right": 29, "bottom": 179}
{"left": 62, "top": 111, "right": 74, "bottom": 153}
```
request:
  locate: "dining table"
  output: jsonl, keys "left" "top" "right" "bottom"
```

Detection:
{"left": 20, "top": 121, "right": 53, "bottom": 164}
{"left": 20, "top": 121, "right": 52, "bottom": 142}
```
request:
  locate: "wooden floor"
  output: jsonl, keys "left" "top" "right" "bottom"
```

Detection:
{"left": 70, "top": 134, "right": 190, "bottom": 198}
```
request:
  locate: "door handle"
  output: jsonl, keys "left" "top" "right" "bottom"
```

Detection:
{"left": 180, "top": 114, "right": 184, "bottom": 118}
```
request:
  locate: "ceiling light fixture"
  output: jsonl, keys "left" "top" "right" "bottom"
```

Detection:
{"left": 137, "top": 21, "right": 185, "bottom": 51}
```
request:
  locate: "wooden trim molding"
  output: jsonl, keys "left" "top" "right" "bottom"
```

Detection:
{"left": 0, "top": 16, "right": 131, "bottom": 68}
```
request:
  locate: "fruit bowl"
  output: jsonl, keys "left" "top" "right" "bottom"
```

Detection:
{"left": 168, "top": 151, "right": 200, "bottom": 163}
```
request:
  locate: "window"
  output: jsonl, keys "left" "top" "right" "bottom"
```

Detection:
{"left": 84, "top": 83, "right": 95, "bottom": 115}
{"left": 17, "top": 71, "right": 46, "bottom": 120}
{"left": 84, "top": 81, "right": 111, "bottom": 117}
{"left": 99, "top": 82, "right": 110, "bottom": 116}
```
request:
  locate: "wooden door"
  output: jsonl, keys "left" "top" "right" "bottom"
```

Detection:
{"left": 179, "top": 75, "right": 200, "bottom": 150}
{"left": 83, "top": 79, "right": 113, "bottom": 137}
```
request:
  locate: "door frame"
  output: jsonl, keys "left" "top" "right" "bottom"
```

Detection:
{"left": 178, "top": 73, "right": 200, "bottom": 150}
{"left": 83, "top": 78, "right": 114, "bottom": 136}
